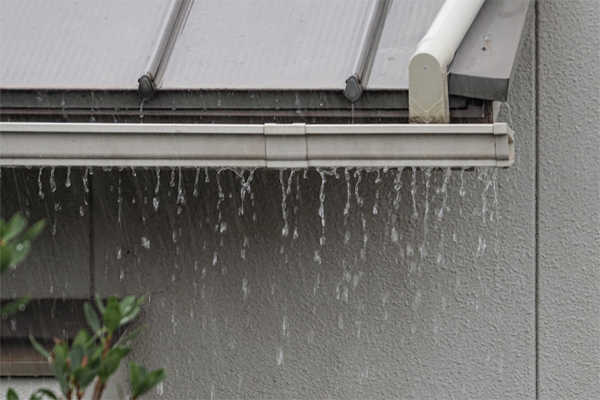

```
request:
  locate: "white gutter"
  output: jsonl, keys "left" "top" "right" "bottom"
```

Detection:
{"left": 409, "top": 0, "right": 485, "bottom": 123}
{"left": 0, "top": 122, "right": 513, "bottom": 168}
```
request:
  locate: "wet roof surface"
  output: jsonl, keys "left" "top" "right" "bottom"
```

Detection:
{"left": 0, "top": 0, "right": 171, "bottom": 89}
{"left": 0, "top": 0, "right": 529, "bottom": 102}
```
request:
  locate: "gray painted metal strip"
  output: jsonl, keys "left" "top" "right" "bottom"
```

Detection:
{"left": 449, "top": 0, "right": 531, "bottom": 101}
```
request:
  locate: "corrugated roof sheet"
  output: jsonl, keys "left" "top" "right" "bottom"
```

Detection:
{"left": 161, "top": 0, "right": 376, "bottom": 90}
{"left": 0, "top": 0, "right": 171, "bottom": 89}
{"left": 368, "top": 0, "right": 444, "bottom": 90}
{"left": 0, "top": 0, "right": 530, "bottom": 102}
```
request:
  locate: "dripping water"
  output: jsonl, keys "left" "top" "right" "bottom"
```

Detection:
{"left": 49, "top": 167, "right": 57, "bottom": 193}
{"left": 410, "top": 167, "right": 418, "bottom": 219}
{"left": 153, "top": 167, "right": 160, "bottom": 211}
{"left": 176, "top": 167, "right": 185, "bottom": 206}
{"left": 317, "top": 169, "right": 327, "bottom": 246}
{"left": 235, "top": 168, "right": 255, "bottom": 216}
{"left": 478, "top": 167, "right": 492, "bottom": 224}
{"left": 37, "top": 168, "right": 44, "bottom": 199}
{"left": 139, "top": 100, "right": 145, "bottom": 123}
{"left": 82, "top": 168, "right": 90, "bottom": 205}
{"left": 419, "top": 167, "right": 432, "bottom": 260}
{"left": 117, "top": 175, "right": 122, "bottom": 226}
{"left": 193, "top": 167, "right": 201, "bottom": 197}
{"left": 391, "top": 168, "right": 404, "bottom": 243}
{"left": 343, "top": 168, "right": 352, "bottom": 244}
{"left": 65, "top": 167, "right": 71, "bottom": 188}
{"left": 279, "top": 170, "right": 291, "bottom": 237}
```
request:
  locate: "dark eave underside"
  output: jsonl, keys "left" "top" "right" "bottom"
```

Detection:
{"left": 0, "top": 90, "right": 489, "bottom": 124}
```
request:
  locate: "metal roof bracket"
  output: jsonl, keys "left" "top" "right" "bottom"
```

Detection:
{"left": 138, "top": 0, "right": 193, "bottom": 101}
{"left": 265, "top": 123, "right": 308, "bottom": 169}
{"left": 343, "top": 0, "right": 392, "bottom": 102}
{"left": 409, "top": 0, "right": 485, "bottom": 123}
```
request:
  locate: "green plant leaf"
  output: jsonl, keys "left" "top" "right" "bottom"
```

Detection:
{"left": 52, "top": 342, "right": 71, "bottom": 396}
{"left": 28, "top": 335, "right": 50, "bottom": 359}
{"left": 119, "top": 325, "right": 146, "bottom": 345}
{"left": 7, "top": 388, "right": 19, "bottom": 400}
{"left": 103, "top": 297, "right": 122, "bottom": 334}
{"left": 3, "top": 212, "right": 27, "bottom": 242}
{"left": 1, "top": 297, "right": 31, "bottom": 318}
{"left": 129, "top": 362, "right": 141, "bottom": 394}
{"left": 0, "top": 218, "right": 7, "bottom": 237}
{"left": 69, "top": 345, "right": 85, "bottom": 370}
{"left": 136, "top": 368, "right": 166, "bottom": 398}
{"left": 72, "top": 329, "right": 91, "bottom": 347}
{"left": 17, "top": 220, "right": 46, "bottom": 243}
{"left": 84, "top": 302, "right": 101, "bottom": 333}
{"left": 99, "top": 347, "right": 131, "bottom": 382}
{"left": 31, "top": 389, "right": 57, "bottom": 400}
{"left": 94, "top": 293, "right": 105, "bottom": 314}
{"left": 1, "top": 244, "right": 12, "bottom": 275}
{"left": 119, "top": 296, "right": 135, "bottom": 315}
{"left": 73, "top": 366, "right": 97, "bottom": 390}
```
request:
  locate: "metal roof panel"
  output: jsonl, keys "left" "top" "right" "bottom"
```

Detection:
{"left": 0, "top": 0, "right": 171, "bottom": 89}
{"left": 368, "top": 0, "right": 444, "bottom": 90}
{"left": 160, "top": 0, "right": 376, "bottom": 90}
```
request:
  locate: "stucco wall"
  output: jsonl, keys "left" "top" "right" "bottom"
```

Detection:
{"left": 537, "top": 0, "right": 600, "bottom": 398}
{"left": 1, "top": 1, "right": 598, "bottom": 399}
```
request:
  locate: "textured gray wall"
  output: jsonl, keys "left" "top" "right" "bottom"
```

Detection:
{"left": 537, "top": 0, "right": 600, "bottom": 398}
{"left": 1, "top": 1, "right": 598, "bottom": 399}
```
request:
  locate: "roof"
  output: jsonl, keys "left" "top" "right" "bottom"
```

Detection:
{"left": 0, "top": 0, "right": 530, "bottom": 116}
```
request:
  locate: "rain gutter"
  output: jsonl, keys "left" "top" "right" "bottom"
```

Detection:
{"left": 0, "top": 122, "right": 513, "bottom": 168}
{"left": 409, "top": 0, "right": 485, "bottom": 123}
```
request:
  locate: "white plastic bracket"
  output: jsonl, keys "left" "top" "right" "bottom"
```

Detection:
{"left": 264, "top": 123, "right": 308, "bottom": 168}
{"left": 409, "top": 0, "right": 485, "bottom": 124}
{"left": 493, "top": 122, "right": 514, "bottom": 167}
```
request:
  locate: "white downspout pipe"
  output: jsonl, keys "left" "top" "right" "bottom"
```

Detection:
{"left": 409, "top": 0, "right": 485, "bottom": 123}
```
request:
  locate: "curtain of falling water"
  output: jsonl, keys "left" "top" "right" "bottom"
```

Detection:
{"left": 0, "top": 166, "right": 505, "bottom": 398}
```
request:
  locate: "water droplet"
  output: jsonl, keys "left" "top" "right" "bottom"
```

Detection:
{"left": 476, "top": 236, "right": 487, "bottom": 257}
{"left": 242, "top": 278, "right": 248, "bottom": 300}
{"left": 38, "top": 168, "right": 44, "bottom": 199}
{"left": 65, "top": 167, "right": 72, "bottom": 187}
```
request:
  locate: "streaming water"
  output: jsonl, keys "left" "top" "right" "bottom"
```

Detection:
{"left": 317, "top": 169, "right": 327, "bottom": 246}
{"left": 139, "top": 100, "right": 145, "bottom": 123}
{"left": 49, "top": 167, "right": 57, "bottom": 193}
{"left": 2, "top": 165, "right": 507, "bottom": 383}
{"left": 410, "top": 167, "right": 418, "bottom": 219}
{"left": 37, "top": 167, "right": 44, "bottom": 199}
{"left": 65, "top": 167, "right": 72, "bottom": 188}
{"left": 280, "top": 170, "right": 291, "bottom": 238}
